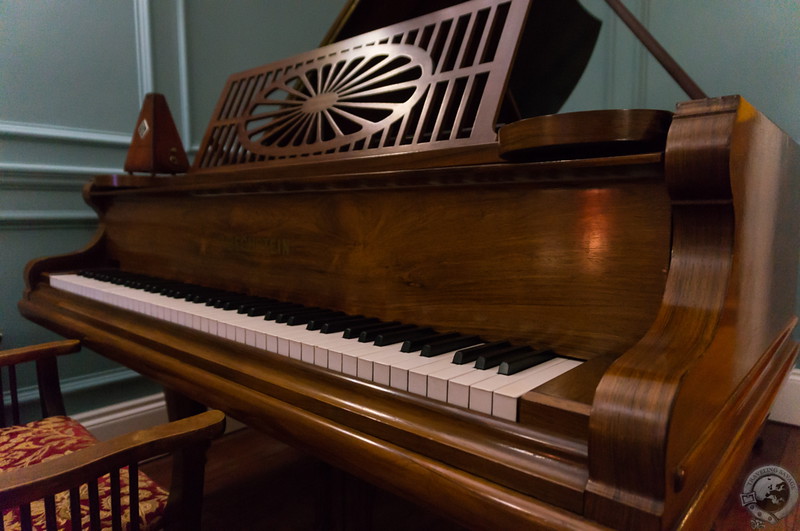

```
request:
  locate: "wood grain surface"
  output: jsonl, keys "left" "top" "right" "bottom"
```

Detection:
{"left": 19, "top": 96, "right": 800, "bottom": 530}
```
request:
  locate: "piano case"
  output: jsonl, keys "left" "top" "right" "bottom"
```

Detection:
{"left": 19, "top": 1, "right": 800, "bottom": 528}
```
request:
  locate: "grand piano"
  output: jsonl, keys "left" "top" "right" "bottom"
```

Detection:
{"left": 18, "top": 0, "right": 800, "bottom": 529}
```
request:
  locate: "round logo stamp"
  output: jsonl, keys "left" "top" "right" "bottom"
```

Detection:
{"left": 740, "top": 465, "right": 798, "bottom": 527}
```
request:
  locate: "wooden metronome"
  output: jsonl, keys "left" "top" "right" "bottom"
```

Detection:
{"left": 124, "top": 93, "right": 189, "bottom": 175}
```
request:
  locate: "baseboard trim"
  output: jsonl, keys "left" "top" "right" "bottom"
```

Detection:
{"left": 72, "top": 393, "right": 245, "bottom": 441}
{"left": 0, "top": 209, "right": 97, "bottom": 229}
{"left": 769, "top": 368, "right": 800, "bottom": 426}
{"left": 72, "top": 393, "right": 168, "bottom": 441}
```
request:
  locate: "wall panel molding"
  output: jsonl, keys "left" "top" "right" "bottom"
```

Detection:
{"left": 73, "top": 393, "right": 168, "bottom": 441}
{"left": 3, "top": 367, "right": 143, "bottom": 413}
{"left": 176, "top": 0, "right": 192, "bottom": 145}
{"left": 133, "top": 0, "right": 154, "bottom": 101}
{"left": 0, "top": 120, "right": 130, "bottom": 146}
{"left": 0, "top": 210, "right": 97, "bottom": 229}
{"left": 72, "top": 393, "right": 244, "bottom": 441}
{"left": 0, "top": 174, "right": 88, "bottom": 191}
{"left": 0, "top": 162, "right": 122, "bottom": 176}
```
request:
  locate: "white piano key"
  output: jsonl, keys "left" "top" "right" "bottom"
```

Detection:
{"left": 373, "top": 350, "right": 415, "bottom": 386}
{"left": 50, "top": 273, "right": 579, "bottom": 424}
{"left": 340, "top": 342, "right": 391, "bottom": 376}
{"left": 249, "top": 318, "right": 290, "bottom": 352}
{"left": 446, "top": 369, "right": 499, "bottom": 409}
{"left": 389, "top": 353, "right": 451, "bottom": 391}
{"left": 313, "top": 345, "right": 329, "bottom": 367}
{"left": 314, "top": 334, "right": 362, "bottom": 369}
{"left": 468, "top": 358, "right": 568, "bottom": 415}
{"left": 424, "top": 363, "right": 481, "bottom": 402}
{"left": 356, "top": 345, "right": 407, "bottom": 380}
{"left": 491, "top": 359, "right": 582, "bottom": 421}
{"left": 406, "top": 354, "right": 464, "bottom": 396}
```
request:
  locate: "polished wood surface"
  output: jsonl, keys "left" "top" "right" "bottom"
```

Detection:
{"left": 498, "top": 109, "right": 672, "bottom": 161}
{"left": 18, "top": 95, "right": 800, "bottom": 530}
{"left": 144, "top": 427, "right": 469, "bottom": 531}
{"left": 94, "top": 174, "right": 669, "bottom": 359}
{"left": 14, "top": 2, "right": 800, "bottom": 525}
{"left": 586, "top": 96, "right": 800, "bottom": 529}
{"left": 0, "top": 339, "right": 80, "bottom": 367}
{"left": 141, "top": 421, "right": 800, "bottom": 530}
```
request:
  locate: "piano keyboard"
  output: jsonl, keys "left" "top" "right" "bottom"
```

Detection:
{"left": 50, "top": 271, "right": 582, "bottom": 422}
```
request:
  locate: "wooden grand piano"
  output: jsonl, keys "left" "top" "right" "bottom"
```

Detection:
{"left": 18, "top": 1, "right": 800, "bottom": 528}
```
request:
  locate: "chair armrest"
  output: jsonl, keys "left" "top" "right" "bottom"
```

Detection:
{"left": 0, "top": 339, "right": 81, "bottom": 367}
{"left": 0, "top": 410, "right": 226, "bottom": 507}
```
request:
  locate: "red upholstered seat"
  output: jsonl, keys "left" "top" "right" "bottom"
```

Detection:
{"left": 0, "top": 416, "right": 169, "bottom": 530}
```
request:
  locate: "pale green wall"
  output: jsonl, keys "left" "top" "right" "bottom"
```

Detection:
{"left": 1, "top": 0, "right": 798, "bottom": 415}
{"left": 564, "top": 0, "right": 800, "bottom": 140}
{"left": 0, "top": 0, "right": 347, "bottom": 416}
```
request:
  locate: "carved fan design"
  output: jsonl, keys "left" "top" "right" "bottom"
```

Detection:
{"left": 240, "top": 44, "right": 431, "bottom": 155}
{"left": 197, "top": 0, "right": 530, "bottom": 168}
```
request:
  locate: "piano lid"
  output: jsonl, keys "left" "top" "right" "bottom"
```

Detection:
{"left": 325, "top": 0, "right": 602, "bottom": 123}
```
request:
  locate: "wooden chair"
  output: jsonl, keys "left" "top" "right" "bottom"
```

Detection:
{"left": 0, "top": 338, "right": 225, "bottom": 530}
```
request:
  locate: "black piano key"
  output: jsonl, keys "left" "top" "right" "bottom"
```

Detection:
{"left": 344, "top": 321, "right": 400, "bottom": 339}
{"left": 246, "top": 306, "right": 272, "bottom": 317}
{"left": 287, "top": 310, "right": 345, "bottom": 326}
{"left": 119, "top": 275, "right": 146, "bottom": 288}
{"left": 203, "top": 293, "right": 238, "bottom": 305}
{"left": 148, "top": 282, "right": 183, "bottom": 293}
{"left": 161, "top": 283, "right": 195, "bottom": 297}
{"left": 401, "top": 332, "right": 460, "bottom": 353}
{"left": 142, "top": 280, "right": 178, "bottom": 291}
{"left": 320, "top": 317, "right": 380, "bottom": 334}
{"left": 420, "top": 335, "right": 482, "bottom": 357}
{"left": 211, "top": 295, "right": 256, "bottom": 308}
{"left": 452, "top": 341, "right": 511, "bottom": 365}
{"left": 177, "top": 287, "right": 208, "bottom": 299}
{"left": 220, "top": 296, "right": 267, "bottom": 311}
{"left": 240, "top": 301, "right": 286, "bottom": 315}
{"left": 498, "top": 349, "right": 557, "bottom": 375}
{"left": 237, "top": 299, "right": 280, "bottom": 314}
{"left": 358, "top": 323, "right": 414, "bottom": 343}
{"left": 374, "top": 327, "right": 435, "bottom": 347}
{"left": 307, "top": 314, "right": 362, "bottom": 331}
{"left": 264, "top": 303, "right": 306, "bottom": 320}
{"left": 474, "top": 345, "right": 533, "bottom": 370}
{"left": 275, "top": 307, "right": 324, "bottom": 323}
{"left": 186, "top": 289, "right": 228, "bottom": 303}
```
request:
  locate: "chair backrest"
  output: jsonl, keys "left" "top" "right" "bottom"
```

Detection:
{"left": 0, "top": 339, "right": 80, "bottom": 427}
{"left": 1, "top": 339, "right": 226, "bottom": 529}
{"left": 1, "top": 410, "right": 225, "bottom": 531}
